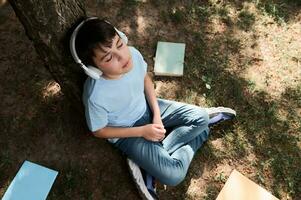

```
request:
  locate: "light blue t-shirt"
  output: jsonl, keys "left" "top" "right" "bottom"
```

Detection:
{"left": 82, "top": 46, "right": 148, "bottom": 143}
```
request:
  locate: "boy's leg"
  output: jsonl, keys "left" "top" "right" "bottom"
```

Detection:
{"left": 117, "top": 98, "right": 235, "bottom": 189}
{"left": 114, "top": 136, "right": 204, "bottom": 186}
{"left": 157, "top": 98, "right": 210, "bottom": 154}
{"left": 114, "top": 98, "right": 210, "bottom": 186}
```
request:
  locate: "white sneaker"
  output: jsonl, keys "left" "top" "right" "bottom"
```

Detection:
{"left": 127, "top": 158, "right": 157, "bottom": 200}
{"left": 205, "top": 107, "right": 236, "bottom": 118}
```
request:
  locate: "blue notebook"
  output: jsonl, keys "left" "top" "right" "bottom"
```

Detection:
{"left": 154, "top": 41, "right": 186, "bottom": 76}
{"left": 2, "top": 160, "right": 58, "bottom": 200}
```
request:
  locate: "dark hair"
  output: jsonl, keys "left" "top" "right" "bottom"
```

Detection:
{"left": 75, "top": 18, "right": 117, "bottom": 66}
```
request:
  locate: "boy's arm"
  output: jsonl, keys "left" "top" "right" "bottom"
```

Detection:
{"left": 93, "top": 124, "right": 165, "bottom": 141}
{"left": 93, "top": 126, "right": 144, "bottom": 138}
{"left": 144, "top": 74, "right": 163, "bottom": 125}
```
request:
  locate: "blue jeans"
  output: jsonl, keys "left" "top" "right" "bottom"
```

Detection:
{"left": 113, "top": 98, "right": 209, "bottom": 186}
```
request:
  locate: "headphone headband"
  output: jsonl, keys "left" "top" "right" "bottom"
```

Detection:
{"left": 69, "top": 17, "right": 98, "bottom": 64}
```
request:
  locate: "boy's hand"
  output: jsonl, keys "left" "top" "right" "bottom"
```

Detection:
{"left": 142, "top": 124, "right": 166, "bottom": 142}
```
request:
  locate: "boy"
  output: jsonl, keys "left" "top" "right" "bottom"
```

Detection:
{"left": 74, "top": 17, "right": 236, "bottom": 200}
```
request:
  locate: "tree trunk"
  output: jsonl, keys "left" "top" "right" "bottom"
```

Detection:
{"left": 8, "top": 0, "right": 87, "bottom": 115}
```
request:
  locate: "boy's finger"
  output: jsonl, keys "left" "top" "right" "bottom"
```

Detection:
{"left": 155, "top": 126, "right": 165, "bottom": 133}
{"left": 159, "top": 136, "right": 165, "bottom": 141}
{"left": 154, "top": 123, "right": 164, "bottom": 129}
{"left": 157, "top": 130, "right": 165, "bottom": 137}
{"left": 155, "top": 128, "right": 166, "bottom": 135}
{"left": 155, "top": 133, "right": 164, "bottom": 139}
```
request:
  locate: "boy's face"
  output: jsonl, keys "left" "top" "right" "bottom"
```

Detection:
{"left": 92, "top": 34, "right": 133, "bottom": 79}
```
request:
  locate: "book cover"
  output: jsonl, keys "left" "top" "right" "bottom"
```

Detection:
{"left": 216, "top": 169, "right": 279, "bottom": 200}
{"left": 154, "top": 41, "right": 185, "bottom": 76}
{"left": 2, "top": 160, "right": 58, "bottom": 200}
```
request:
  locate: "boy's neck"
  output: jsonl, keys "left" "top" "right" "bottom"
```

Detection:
{"left": 102, "top": 73, "right": 124, "bottom": 80}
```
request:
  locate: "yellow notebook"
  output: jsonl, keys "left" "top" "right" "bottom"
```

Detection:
{"left": 216, "top": 170, "right": 279, "bottom": 200}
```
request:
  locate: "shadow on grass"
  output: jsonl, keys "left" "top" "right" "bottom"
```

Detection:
{"left": 158, "top": 38, "right": 300, "bottom": 199}
{"left": 221, "top": 0, "right": 301, "bottom": 24}
{"left": 254, "top": 0, "right": 301, "bottom": 23}
{"left": 1, "top": 0, "right": 300, "bottom": 199}
{"left": 149, "top": 1, "right": 300, "bottom": 199}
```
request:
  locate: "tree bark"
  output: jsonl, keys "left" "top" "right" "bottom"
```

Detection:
{"left": 8, "top": 0, "right": 87, "bottom": 115}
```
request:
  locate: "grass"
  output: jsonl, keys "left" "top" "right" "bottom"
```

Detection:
{"left": 254, "top": 0, "right": 301, "bottom": 23}
{"left": 238, "top": 10, "right": 256, "bottom": 30}
{"left": 154, "top": 0, "right": 301, "bottom": 199}
{"left": 1, "top": 0, "right": 301, "bottom": 199}
{"left": 203, "top": 184, "right": 220, "bottom": 200}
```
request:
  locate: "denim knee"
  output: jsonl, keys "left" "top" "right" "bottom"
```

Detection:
{"left": 163, "top": 169, "right": 186, "bottom": 186}
{"left": 189, "top": 106, "right": 209, "bottom": 127}
{"left": 156, "top": 164, "right": 186, "bottom": 186}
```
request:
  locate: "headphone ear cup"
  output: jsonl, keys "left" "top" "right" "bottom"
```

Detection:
{"left": 115, "top": 28, "right": 128, "bottom": 44}
{"left": 84, "top": 65, "right": 103, "bottom": 79}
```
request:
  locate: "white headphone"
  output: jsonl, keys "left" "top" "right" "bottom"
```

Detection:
{"left": 69, "top": 17, "right": 128, "bottom": 79}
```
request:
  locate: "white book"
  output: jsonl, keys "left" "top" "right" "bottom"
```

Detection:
{"left": 154, "top": 41, "right": 186, "bottom": 76}
{"left": 2, "top": 160, "right": 58, "bottom": 200}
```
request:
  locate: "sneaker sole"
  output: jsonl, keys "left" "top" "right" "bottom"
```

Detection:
{"left": 127, "top": 158, "right": 156, "bottom": 200}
